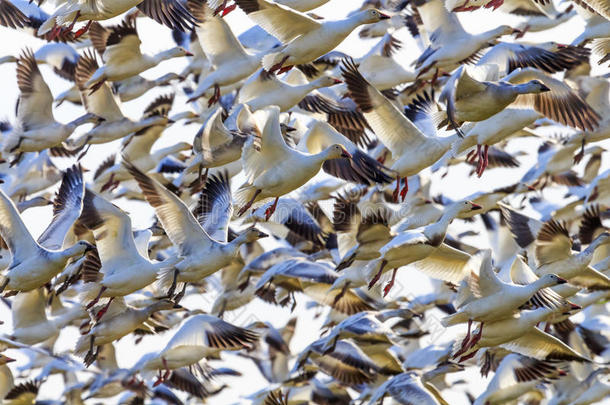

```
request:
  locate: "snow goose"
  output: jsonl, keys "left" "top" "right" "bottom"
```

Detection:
{"left": 573, "top": 0, "right": 610, "bottom": 22}
{"left": 254, "top": 258, "right": 373, "bottom": 315}
{"left": 211, "top": 0, "right": 329, "bottom": 15}
{"left": 473, "top": 354, "right": 566, "bottom": 405}
{"left": 235, "top": 105, "right": 352, "bottom": 219}
{"left": 366, "top": 200, "right": 482, "bottom": 296}
{"left": 68, "top": 51, "right": 172, "bottom": 151}
{"left": 185, "top": 0, "right": 267, "bottom": 106}
{"left": 76, "top": 189, "right": 181, "bottom": 318}
{"left": 300, "top": 120, "right": 394, "bottom": 186}
{"left": 237, "top": 69, "right": 342, "bottom": 112}
{"left": 244, "top": 197, "right": 332, "bottom": 252}
{"left": 477, "top": 41, "right": 591, "bottom": 75}
{"left": 356, "top": 33, "right": 417, "bottom": 91}
{"left": 442, "top": 250, "right": 568, "bottom": 354}
{"left": 91, "top": 95, "right": 190, "bottom": 192}
{"left": 112, "top": 72, "right": 182, "bottom": 102}
{"left": 37, "top": 0, "right": 198, "bottom": 39}
{"left": 367, "top": 371, "right": 448, "bottom": 405}
{"left": 0, "top": 166, "right": 94, "bottom": 294}
{"left": 126, "top": 163, "right": 267, "bottom": 298}
{"left": 293, "top": 339, "right": 380, "bottom": 386}
{"left": 569, "top": 368, "right": 610, "bottom": 405}
{"left": 1, "top": 49, "right": 102, "bottom": 155}
{"left": 450, "top": 304, "right": 587, "bottom": 362}
{"left": 7, "top": 288, "right": 86, "bottom": 345}
{"left": 177, "top": 106, "right": 252, "bottom": 186}
{"left": 233, "top": 0, "right": 390, "bottom": 73}
{"left": 85, "top": 18, "right": 192, "bottom": 92}
{"left": 500, "top": 204, "right": 610, "bottom": 290}
{"left": 341, "top": 59, "right": 458, "bottom": 202}
{"left": 75, "top": 298, "right": 180, "bottom": 366}
{"left": 413, "top": 0, "right": 516, "bottom": 77}
{"left": 500, "top": 0, "right": 576, "bottom": 35}
{"left": 131, "top": 313, "right": 258, "bottom": 386}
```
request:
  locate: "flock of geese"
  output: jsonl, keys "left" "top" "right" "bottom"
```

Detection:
{"left": 0, "top": 0, "right": 608, "bottom": 403}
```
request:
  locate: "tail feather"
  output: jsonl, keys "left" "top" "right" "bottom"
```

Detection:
{"left": 262, "top": 51, "right": 285, "bottom": 72}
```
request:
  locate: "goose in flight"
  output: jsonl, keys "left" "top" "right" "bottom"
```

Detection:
{"left": 0, "top": 165, "right": 93, "bottom": 294}
{"left": 233, "top": 0, "right": 390, "bottom": 73}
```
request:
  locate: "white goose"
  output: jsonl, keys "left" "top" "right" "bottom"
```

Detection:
{"left": 235, "top": 105, "right": 352, "bottom": 219}
{"left": 130, "top": 313, "right": 258, "bottom": 386}
{"left": 413, "top": 0, "right": 515, "bottom": 76}
{"left": 37, "top": 0, "right": 198, "bottom": 39}
{"left": 2, "top": 49, "right": 101, "bottom": 155}
{"left": 86, "top": 18, "right": 192, "bottom": 92}
{"left": 341, "top": 58, "right": 458, "bottom": 202}
{"left": 126, "top": 163, "right": 267, "bottom": 297}
{"left": 185, "top": 0, "right": 267, "bottom": 106}
{"left": 77, "top": 189, "right": 182, "bottom": 319}
{"left": 91, "top": 95, "right": 191, "bottom": 192}
{"left": 233, "top": 0, "right": 390, "bottom": 73}
{"left": 7, "top": 288, "right": 86, "bottom": 345}
{"left": 501, "top": 204, "right": 610, "bottom": 290}
{"left": 112, "top": 72, "right": 182, "bottom": 102}
{"left": 473, "top": 354, "right": 566, "bottom": 405}
{"left": 75, "top": 298, "right": 179, "bottom": 366}
{"left": 0, "top": 166, "right": 93, "bottom": 294}
{"left": 67, "top": 51, "right": 172, "bottom": 151}
{"left": 366, "top": 200, "right": 482, "bottom": 296}
{"left": 237, "top": 69, "right": 342, "bottom": 112}
{"left": 442, "top": 250, "right": 568, "bottom": 355}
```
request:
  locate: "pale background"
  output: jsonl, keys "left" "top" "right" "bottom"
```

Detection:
{"left": 0, "top": 1, "right": 608, "bottom": 403}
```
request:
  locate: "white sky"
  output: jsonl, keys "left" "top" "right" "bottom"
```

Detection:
{"left": 0, "top": 1, "right": 609, "bottom": 404}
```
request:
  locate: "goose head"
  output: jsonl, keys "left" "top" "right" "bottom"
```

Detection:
{"left": 518, "top": 80, "right": 551, "bottom": 94}
{"left": 537, "top": 273, "right": 568, "bottom": 289}
{"left": 314, "top": 76, "right": 343, "bottom": 89}
{"left": 164, "top": 47, "right": 194, "bottom": 59}
{"left": 0, "top": 354, "right": 15, "bottom": 365}
{"left": 324, "top": 144, "right": 353, "bottom": 160}
{"left": 450, "top": 200, "right": 482, "bottom": 217}
{"left": 358, "top": 9, "right": 391, "bottom": 24}
{"left": 239, "top": 228, "right": 269, "bottom": 244}
{"left": 68, "top": 241, "right": 96, "bottom": 256}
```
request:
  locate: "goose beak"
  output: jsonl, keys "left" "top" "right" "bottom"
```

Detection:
{"left": 557, "top": 277, "right": 568, "bottom": 284}
{"left": 173, "top": 303, "right": 183, "bottom": 309}
{"left": 185, "top": 51, "right": 194, "bottom": 57}
{"left": 332, "top": 78, "right": 343, "bottom": 84}
{"left": 341, "top": 150, "right": 353, "bottom": 159}
{"left": 257, "top": 231, "right": 268, "bottom": 239}
{"left": 569, "top": 302, "right": 581, "bottom": 311}
{"left": 469, "top": 202, "right": 482, "bottom": 211}
{"left": 539, "top": 84, "right": 551, "bottom": 92}
{"left": 3, "top": 356, "right": 15, "bottom": 363}
{"left": 379, "top": 12, "right": 391, "bottom": 20}
{"left": 511, "top": 28, "right": 523, "bottom": 35}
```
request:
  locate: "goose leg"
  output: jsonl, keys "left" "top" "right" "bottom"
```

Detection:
{"left": 238, "top": 189, "right": 261, "bottom": 216}
{"left": 383, "top": 268, "right": 398, "bottom": 297}
{"left": 95, "top": 297, "right": 114, "bottom": 322}
{"left": 269, "top": 55, "right": 289, "bottom": 74}
{"left": 221, "top": 3, "right": 237, "bottom": 16}
{"left": 399, "top": 177, "right": 409, "bottom": 201}
{"left": 479, "top": 145, "right": 489, "bottom": 177}
{"left": 66, "top": 10, "right": 81, "bottom": 31}
{"left": 207, "top": 84, "right": 221, "bottom": 107}
{"left": 368, "top": 259, "right": 388, "bottom": 290}
{"left": 392, "top": 176, "right": 400, "bottom": 202}
{"left": 278, "top": 65, "right": 294, "bottom": 74}
{"left": 458, "top": 349, "right": 478, "bottom": 362}
{"left": 454, "top": 319, "right": 473, "bottom": 358}
{"left": 161, "top": 358, "right": 171, "bottom": 381}
{"left": 213, "top": 0, "right": 227, "bottom": 15}
{"left": 166, "top": 268, "right": 179, "bottom": 299}
{"left": 264, "top": 197, "right": 279, "bottom": 221}
{"left": 174, "top": 283, "right": 187, "bottom": 303}
{"left": 86, "top": 286, "right": 107, "bottom": 309}
{"left": 74, "top": 20, "right": 92, "bottom": 39}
